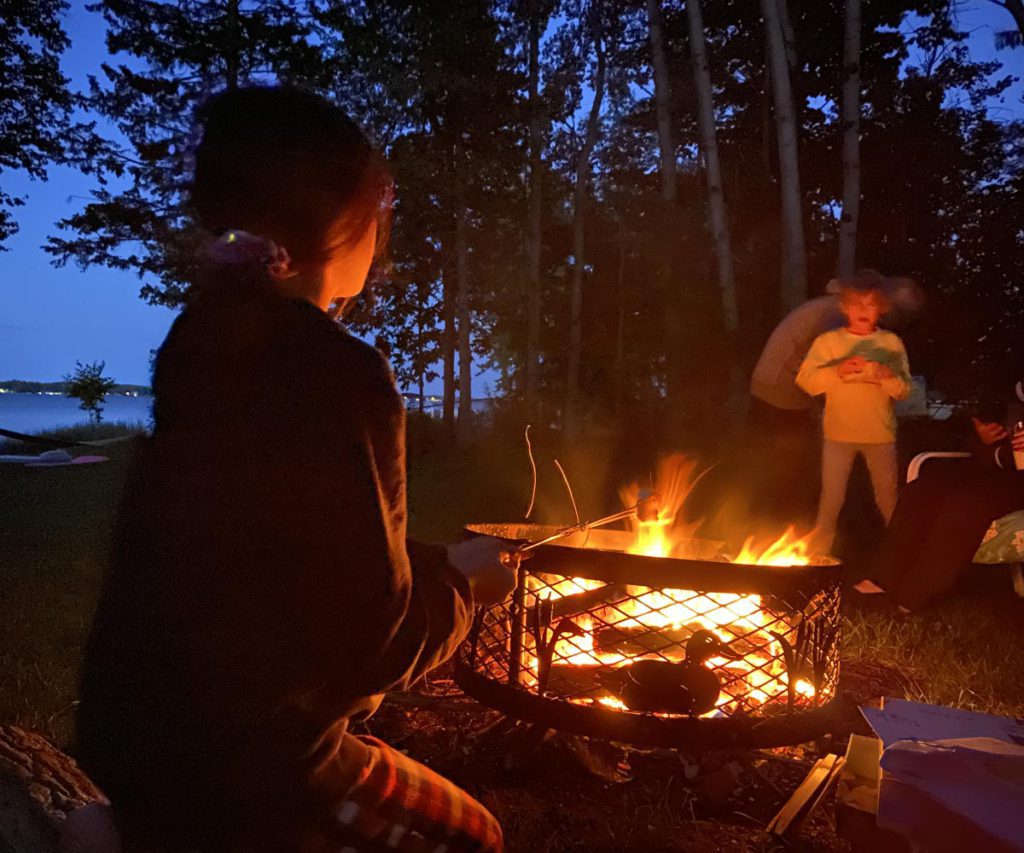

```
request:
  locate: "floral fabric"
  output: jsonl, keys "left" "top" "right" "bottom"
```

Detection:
{"left": 973, "top": 510, "right": 1024, "bottom": 564}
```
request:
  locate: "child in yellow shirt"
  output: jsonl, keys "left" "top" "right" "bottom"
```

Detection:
{"left": 797, "top": 270, "right": 911, "bottom": 553}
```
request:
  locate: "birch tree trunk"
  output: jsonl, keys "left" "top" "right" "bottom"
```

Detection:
{"left": 614, "top": 238, "right": 626, "bottom": 413}
{"left": 225, "top": 0, "right": 240, "bottom": 90}
{"left": 417, "top": 284, "right": 427, "bottom": 413}
{"left": 761, "top": 0, "right": 807, "bottom": 311}
{"left": 646, "top": 0, "right": 676, "bottom": 203}
{"left": 837, "top": 0, "right": 861, "bottom": 277}
{"left": 442, "top": 264, "right": 456, "bottom": 432}
{"left": 687, "top": 0, "right": 739, "bottom": 332}
{"left": 566, "top": 8, "right": 606, "bottom": 440}
{"left": 778, "top": 0, "right": 797, "bottom": 70}
{"left": 455, "top": 145, "right": 472, "bottom": 445}
{"left": 525, "top": 0, "right": 544, "bottom": 417}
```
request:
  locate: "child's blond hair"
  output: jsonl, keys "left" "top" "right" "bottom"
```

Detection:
{"left": 837, "top": 268, "right": 890, "bottom": 313}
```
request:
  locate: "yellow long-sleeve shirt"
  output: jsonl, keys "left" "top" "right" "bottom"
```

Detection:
{"left": 796, "top": 327, "right": 911, "bottom": 443}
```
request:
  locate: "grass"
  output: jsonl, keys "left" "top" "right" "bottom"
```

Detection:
{"left": 2, "top": 419, "right": 1023, "bottom": 756}
{"left": 844, "top": 589, "right": 1024, "bottom": 718}
{"left": 3, "top": 420, "right": 1023, "bottom": 851}
{"left": 0, "top": 420, "right": 148, "bottom": 453}
{"left": 0, "top": 439, "right": 135, "bottom": 742}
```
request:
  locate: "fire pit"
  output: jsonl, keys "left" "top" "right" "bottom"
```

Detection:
{"left": 456, "top": 523, "right": 843, "bottom": 750}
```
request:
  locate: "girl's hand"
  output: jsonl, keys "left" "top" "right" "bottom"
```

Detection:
{"left": 972, "top": 418, "right": 1009, "bottom": 446}
{"left": 838, "top": 356, "right": 867, "bottom": 378}
{"left": 447, "top": 537, "right": 519, "bottom": 605}
{"left": 1013, "top": 431, "right": 1024, "bottom": 453}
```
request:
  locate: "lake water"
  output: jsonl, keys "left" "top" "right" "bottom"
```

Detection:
{"left": 0, "top": 392, "right": 492, "bottom": 435}
{"left": 0, "top": 393, "right": 153, "bottom": 434}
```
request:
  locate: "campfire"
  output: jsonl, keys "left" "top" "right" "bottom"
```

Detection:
{"left": 457, "top": 456, "right": 843, "bottom": 749}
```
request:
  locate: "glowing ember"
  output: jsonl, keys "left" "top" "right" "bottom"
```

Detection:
{"left": 522, "top": 454, "right": 828, "bottom": 717}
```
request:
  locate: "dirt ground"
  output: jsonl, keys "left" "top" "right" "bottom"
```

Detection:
{"left": 350, "top": 654, "right": 915, "bottom": 852}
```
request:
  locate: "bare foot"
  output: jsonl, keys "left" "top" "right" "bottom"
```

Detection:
{"left": 853, "top": 579, "right": 885, "bottom": 594}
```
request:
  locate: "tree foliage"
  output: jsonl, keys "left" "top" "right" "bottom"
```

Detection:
{"left": 33, "top": 0, "right": 1024, "bottom": 429}
{"left": 44, "top": 0, "right": 322, "bottom": 304}
{"left": 0, "top": 0, "right": 81, "bottom": 246}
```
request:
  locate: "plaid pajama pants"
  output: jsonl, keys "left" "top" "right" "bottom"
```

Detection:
{"left": 305, "top": 735, "right": 503, "bottom": 852}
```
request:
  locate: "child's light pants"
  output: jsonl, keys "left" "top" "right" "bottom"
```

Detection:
{"left": 816, "top": 440, "right": 898, "bottom": 553}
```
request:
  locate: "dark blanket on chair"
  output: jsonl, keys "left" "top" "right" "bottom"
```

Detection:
{"left": 871, "top": 463, "right": 1024, "bottom": 610}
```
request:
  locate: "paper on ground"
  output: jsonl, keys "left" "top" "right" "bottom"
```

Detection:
{"left": 861, "top": 698, "right": 1024, "bottom": 851}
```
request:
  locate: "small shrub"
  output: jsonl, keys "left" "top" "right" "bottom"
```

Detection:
{"left": 64, "top": 361, "right": 117, "bottom": 424}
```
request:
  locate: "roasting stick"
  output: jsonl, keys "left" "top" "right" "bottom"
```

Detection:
{"left": 516, "top": 489, "right": 661, "bottom": 554}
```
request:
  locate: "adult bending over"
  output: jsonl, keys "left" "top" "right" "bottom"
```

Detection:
{"left": 68, "top": 87, "right": 514, "bottom": 852}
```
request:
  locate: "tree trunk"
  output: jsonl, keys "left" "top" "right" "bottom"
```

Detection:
{"left": 225, "top": 0, "right": 240, "bottom": 90}
{"left": 645, "top": 0, "right": 677, "bottom": 203}
{"left": 417, "top": 284, "right": 426, "bottom": 413}
{"left": 687, "top": 0, "right": 739, "bottom": 333}
{"left": 526, "top": 0, "right": 544, "bottom": 418}
{"left": 837, "top": 0, "right": 861, "bottom": 278}
{"left": 761, "top": 0, "right": 807, "bottom": 311}
{"left": 614, "top": 239, "right": 626, "bottom": 413}
{"left": 778, "top": 0, "right": 798, "bottom": 70}
{"left": 645, "top": 0, "right": 685, "bottom": 431}
{"left": 455, "top": 147, "right": 472, "bottom": 445}
{"left": 566, "top": 8, "right": 606, "bottom": 440}
{"left": 442, "top": 265, "right": 456, "bottom": 432}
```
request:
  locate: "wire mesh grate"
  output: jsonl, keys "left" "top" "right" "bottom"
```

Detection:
{"left": 462, "top": 566, "right": 841, "bottom": 720}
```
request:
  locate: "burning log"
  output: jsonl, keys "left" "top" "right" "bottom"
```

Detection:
{"left": 595, "top": 625, "right": 691, "bottom": 657}
{"left": 546, "top": 583, "right": 629, "bottom": 619}
{"left": 594, "top": 625, "right": 766, "bottom": 659}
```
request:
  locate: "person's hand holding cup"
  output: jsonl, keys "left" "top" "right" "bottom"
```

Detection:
{"left": 972, "top": 418, "right": 1009, "bottom": 446}
{"left": 1012, "top": 423, "right": 1024, "bottom": 471}
{"left": 447, "top": 537, "right": 520, "bottom": 605}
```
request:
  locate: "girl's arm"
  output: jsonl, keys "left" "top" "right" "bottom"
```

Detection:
{"left": 879, "top": 339, "right": 911, "bottom": 400}
{"left": 283, "top": 344, "right": 474, "bottom": 702}
{"left": 796, "top": 335, "right": 842, "bottom": 396}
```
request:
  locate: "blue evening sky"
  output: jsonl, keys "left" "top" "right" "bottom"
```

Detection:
{"left": 0, "top": 1, "right": 1022, "bottom": 388}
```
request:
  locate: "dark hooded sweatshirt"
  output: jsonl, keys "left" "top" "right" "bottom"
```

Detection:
{"left": 75, "top": 270, "right": 472, "bottom": 848}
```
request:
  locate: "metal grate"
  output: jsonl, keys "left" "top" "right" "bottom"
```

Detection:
{"left": 464, "top": 567, "right": 841, "bottom": 720}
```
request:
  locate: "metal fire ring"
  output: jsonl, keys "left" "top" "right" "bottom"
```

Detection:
{"left": 457, "top": 522, "right": 844, "bottom": 749}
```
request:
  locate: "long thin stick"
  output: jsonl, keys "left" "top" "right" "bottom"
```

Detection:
{"left": 524, "top": 424, "right": 538, "bottom": 520}
{"left": 553, "top": 458, "right": 580, "bottom": 525}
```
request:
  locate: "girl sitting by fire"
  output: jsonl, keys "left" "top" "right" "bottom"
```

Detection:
{"left": 65, "top": 86, "right": 516, "bottom": 852}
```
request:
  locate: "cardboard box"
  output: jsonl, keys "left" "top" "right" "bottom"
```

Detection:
{"left": 835, "top": 733, "right": 910, "bottom": 852}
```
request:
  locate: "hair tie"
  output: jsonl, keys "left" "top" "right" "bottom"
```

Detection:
{"left": 206, "top": 230, "right": 297, "bottom": 282}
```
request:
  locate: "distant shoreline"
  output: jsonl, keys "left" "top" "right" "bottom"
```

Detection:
{"left": 0, "top": 381, "right": 151, "bottom": 397}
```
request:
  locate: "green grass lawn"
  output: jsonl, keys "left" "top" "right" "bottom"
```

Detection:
{"left": 2, "top": 423, "right": 1023, "bottom": 750}
{"left": 0, "top": 438, "right": 133, "bottom": 741}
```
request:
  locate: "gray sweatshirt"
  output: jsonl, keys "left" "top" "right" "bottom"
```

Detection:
{"left": 750, "top": 295, "right": 844, "bottom": 411}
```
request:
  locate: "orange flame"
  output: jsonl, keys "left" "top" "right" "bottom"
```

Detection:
{"left": 731, "top": 526, "right": 817, "bottom": 566}
{"left": 619, "top": 454, "right": 707, "bottom": 558}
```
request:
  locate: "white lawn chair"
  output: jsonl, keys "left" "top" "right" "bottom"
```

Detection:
{"left": 907, "top": 452, "right": 1024, "bottom": 598}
